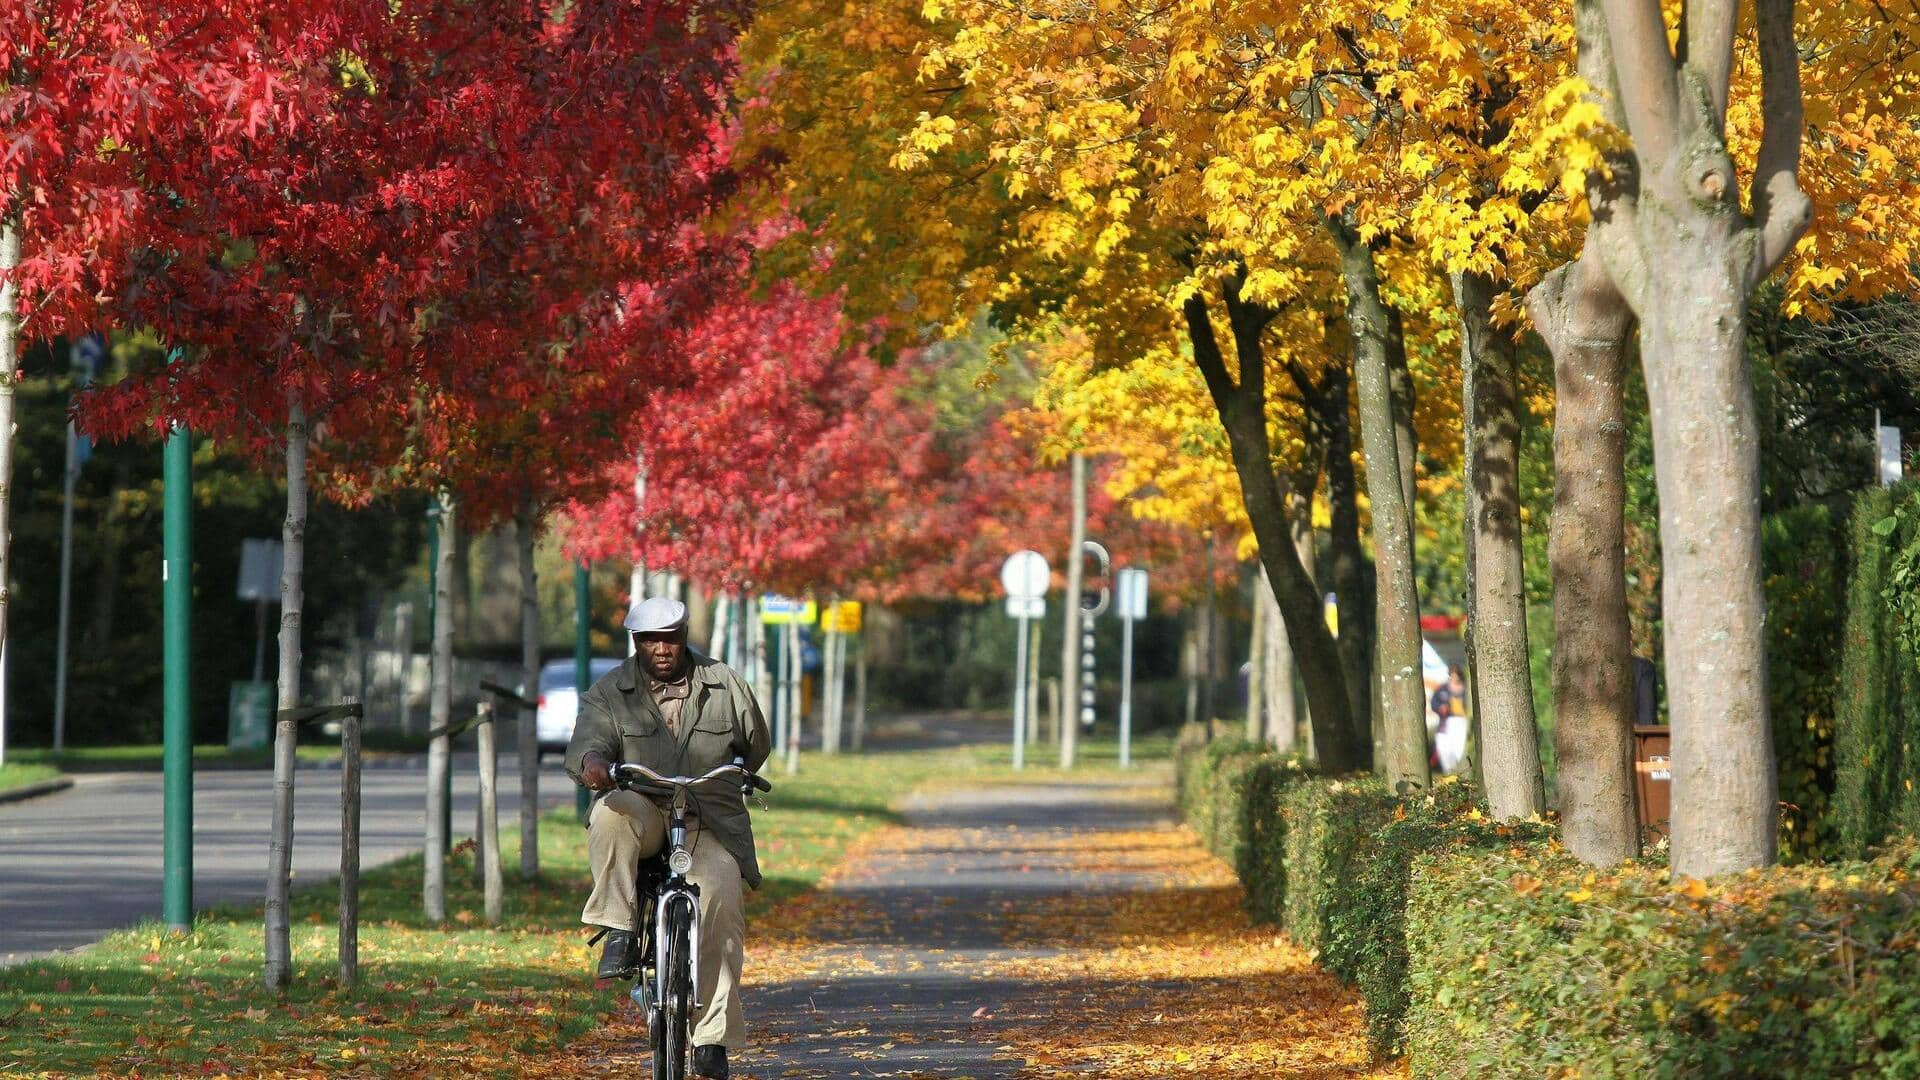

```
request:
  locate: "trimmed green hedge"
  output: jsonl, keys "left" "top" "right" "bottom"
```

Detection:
{"left": 1406, "top": 844, "right": 1920, "bottom": 1078}
{"left": 1835, "top": 482, "right": 1920, "bottom": 857}
{"left": 1762, "top": 501, "right": 1849, "bottom": 861}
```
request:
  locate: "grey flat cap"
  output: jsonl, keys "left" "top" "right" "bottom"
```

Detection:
{"left": 624, "top": 596, "right": 688, "bottom": 633}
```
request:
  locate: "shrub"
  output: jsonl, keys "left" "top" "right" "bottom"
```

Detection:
{"left": 1278, "top": 776, "right": 1393, "bottom": 953}
{"left": 1319, "top": 779, "right": 1556, "bottom": 1056}
{"left": 1835, "top": 482, "right": 1920, "bottom": 857}
{"left": 1405, "top": 844, "right": 1920, "bottom": 1079}
{"left": 1761, "top": 501, "right": 1849, "bottom": 861}
{"left": 1239, "top": 754, "right": 1316, "bottom": 925}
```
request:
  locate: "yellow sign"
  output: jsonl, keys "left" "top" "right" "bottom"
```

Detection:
{"left": 821, "top": 601, "right": 863, "bottom": 634}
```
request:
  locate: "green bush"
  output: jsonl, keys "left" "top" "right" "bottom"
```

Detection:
{"left": 1174, "top": 734, "right": 1265, "bottom": 863}
{"left": 1278, "top": 776, "right": 1393, "bottom": 953}
{"left": 1761, "top": 501, "right": 1849, "bottom": 861}
{"left": 1405, "top": 844, "right": 1920, "bottom": 1079}
{"left": 1321, "top": 780, "right": 1555, "bottom": 1056}
{"left": 1835, "top": 482, "right": 1920, "bottom": 857}
{"left": 1239, "top": 754, "right": 1315, "bottom": 924}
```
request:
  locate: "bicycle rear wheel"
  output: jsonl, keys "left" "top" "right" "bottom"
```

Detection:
{"left": 652, "top": 898, "right": 693, "bottom": 1080}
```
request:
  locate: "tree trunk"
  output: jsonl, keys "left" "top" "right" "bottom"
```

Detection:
{"left": 1529, "top": 252, "right": 1639, "bottom": 863}
{"left": 1245, "top": 573, "right": 1267, "bottom": 742}
{"left": 1636, "top": 233, "right": 1777, "bottom": 875}
{"left": 1059, "top": 453, "right": 1087, "bottom": 768}
{"left": 265, "top": 402, "right": 309, "bottom": 992}
{"left": 1182, "top": 286, "right": 1367, "bottom": 771}
{"left": 1025, "top": 617, "right": 1041, "bottom": 746}
{"left": 424, "top": 492, "right": 456, "bottom": 922}
{"left": 1327, "top": 218, "right": 1430, "bottom": 790}
{"left": 710, "top": 592, "right": 733, "bottom": 664}
{"left": 1455, "top": 271, "right": 1547, "bottom": 820}
{"left": 1387, "top": 309, "right": 1418, "bottom": 512}
{"left": 853, "top": 627, "right": 869, "bottom": 752}
{"left": 1579, "top": 0, "right": 1807, "bottom": 875}
{"left": 476, "top": 704, "right": 503, "bottom": 924}
{"left": 0, "top": 218, "right": 19, "bottom": 666}
{"left": 1258, "top": 566, "right": 1297, "bottom": 752}
{"left": 338, "top": 698, "right": 361, "bottom": 989}
{"left": 515, "top": 499, "right": 541, "bottom": 881}
{"left": 1315, "top": 363, "right": 1377, "bottom": 760}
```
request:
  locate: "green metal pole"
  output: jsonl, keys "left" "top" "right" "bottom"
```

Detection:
{"left": 575, "top": 562, "right": 592, "bottom": 823}
{"left": 162, "top": 423, "right": 194, "bottom": 932}
{"left": 428, "top": 505, "right": 450, "bottom": 854}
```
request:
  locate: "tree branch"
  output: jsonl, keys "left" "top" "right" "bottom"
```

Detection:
{"left": 1749, "top": 0, "right": 1813, "bottom": 284}
{"left": 1182, "top": 289, "right": 1238, "bottom": 409}
{"left": 1684, "top": 0, "right": 1739, "bottom": 125}
{"left": 1598, "top": 0, "right": 1684, "bottom": 173}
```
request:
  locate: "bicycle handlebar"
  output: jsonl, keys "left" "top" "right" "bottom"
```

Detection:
{"left": 610, "top": 759, "right": 773, "bottom": 795}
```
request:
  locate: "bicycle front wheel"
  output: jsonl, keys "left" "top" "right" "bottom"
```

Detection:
{"left": 653, "top": 898, "right": 693, "bottom": 1080}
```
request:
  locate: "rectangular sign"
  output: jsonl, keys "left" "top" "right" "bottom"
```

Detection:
{"left": 1116, "top": 568, "right": 1148, "bottom": 620}
{"left": 1880, "top": 425, "right": 1903, "bottom": 487}
{"left": 227, "top": 681, "right": 273, "bottom": 752}
{"left": 1005, "top": 596, "right": 1045, "bottom": 619}
{"left": 821, "top": 600, "right": 863, "bottom": 634}
{"left": 759, "top": 595, "right": 818, "bottom": 625}
{"left": 237, "top": 538, "right": 283, "bottom": 602}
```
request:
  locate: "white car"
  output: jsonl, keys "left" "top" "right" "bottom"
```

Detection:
{"left": 536, "top": 657, "right": 625, "bottom": 758}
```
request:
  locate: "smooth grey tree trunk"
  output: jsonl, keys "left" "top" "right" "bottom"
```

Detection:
{"left": 1328, "top": 217, "right": 1430, "bottom": 791}
{"left": 1455, "top": 271, "right": 1547, "bottom": 820}
{"left": 1257, "top": 566, "right": 1296, "bottom": 752}
{"left": 424, "top": 492, "right": 456, "bottom": 922}
{"left": 1245, "top": 575, "right": 1267, "bottom": 742}
{"left": 1059, "top": 453, "right": 1087, "bottom": 768}
{"left": 0, "top": 219, "right": 19, "bottom": 668}
{"left": 264, "top": 401, "right": 309, "bottom": 993}
{"left": 476, "top": 703, "right": 503, "bottom": 924}
{"left": 515, "top": 501, "right": 540, "bottom": 881}
{"left": 853, "top": 627, "right": 870, "bottom": 752}
{"left": 1182, "top": 285, "right": 1366, "bottom": 771}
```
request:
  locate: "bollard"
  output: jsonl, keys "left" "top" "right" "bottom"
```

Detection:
{"left": 338, "top": 698, "right": 364, "bottom": 989}
{"left": 475, "top": 702, "right": 504, "bottom": 925}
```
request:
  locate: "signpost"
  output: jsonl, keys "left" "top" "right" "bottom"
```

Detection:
{"left": 1000, "top": 551, "right": 1051, "bottom": 770}
{"left": 760, "top": 597, "right": 816, "bottom": 773}
{"left": 1115, "top": 568, "right": 1148, "bottom": 769}
{"left": 1078, "top": 541, "right": 1112, "bottom": 733}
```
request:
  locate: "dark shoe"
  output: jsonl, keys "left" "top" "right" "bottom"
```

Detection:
{"left": 595, "top": 928, "right": 639, "bottom": 980}
{"left": 692, "top": 1044, "right": 728, "bottom": 1080}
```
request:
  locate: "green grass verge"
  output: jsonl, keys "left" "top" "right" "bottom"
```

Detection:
{"left": 0, "top": 747, "right": 969, "bottom": 1075}
{"left": 0, "top": 762, "right": 63, "bottom": 796}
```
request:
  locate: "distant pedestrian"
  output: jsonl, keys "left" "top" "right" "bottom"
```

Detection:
{"left": 1428, "top": 665, "right": 1469, "bottom": 775}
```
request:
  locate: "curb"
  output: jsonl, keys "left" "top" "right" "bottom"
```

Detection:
{"left": 0, "top": 777, "right": 76, "bottom": 805}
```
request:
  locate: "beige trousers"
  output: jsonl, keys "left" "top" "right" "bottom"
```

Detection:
{"left": 584, "top": 791, "right": 746, "bottom": 1048}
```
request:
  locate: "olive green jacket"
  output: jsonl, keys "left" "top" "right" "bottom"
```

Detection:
{"left": 565, "top": 651, "right": 773, "bottom": 887}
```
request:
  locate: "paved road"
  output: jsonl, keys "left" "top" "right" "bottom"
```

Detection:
{"left": 0, "top": 751, "right": 576, "bottom": 963}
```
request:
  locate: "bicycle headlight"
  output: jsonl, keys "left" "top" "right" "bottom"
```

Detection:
{"left": 669, "top": 848, "right": 694, "bottom": 876}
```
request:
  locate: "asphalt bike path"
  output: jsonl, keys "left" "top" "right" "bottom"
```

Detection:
{"left": 579, "top": 770, "right": 1184, "bottom": 1079}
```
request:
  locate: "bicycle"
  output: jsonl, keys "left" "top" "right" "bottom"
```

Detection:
{"left": 605, "top": 758, "right": 772, "bottom": 1080}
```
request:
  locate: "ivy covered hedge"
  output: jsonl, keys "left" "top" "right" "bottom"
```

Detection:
{"left": 1405, "top": 844, "right": 1920, "bottom": 1078}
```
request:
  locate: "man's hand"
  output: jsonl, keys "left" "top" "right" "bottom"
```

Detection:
{"left": 581, "top": 752, "right": 615, "bottom": 793}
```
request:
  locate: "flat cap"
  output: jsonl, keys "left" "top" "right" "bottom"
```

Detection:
{"left": 624, "top": 596, "right": 689, "bottom": 633}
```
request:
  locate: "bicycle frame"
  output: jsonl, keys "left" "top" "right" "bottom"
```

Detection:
{"left": 608, "top": 758, "right": 769, "bottom": 1045}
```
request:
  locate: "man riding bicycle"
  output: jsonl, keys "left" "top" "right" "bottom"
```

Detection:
{"left": 568, "top": 596, "right": 772, "bottom": 1080}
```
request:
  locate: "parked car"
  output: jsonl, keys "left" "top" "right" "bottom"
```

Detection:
{"left": 536, "top": 656, "right": 626, "bottom": 758}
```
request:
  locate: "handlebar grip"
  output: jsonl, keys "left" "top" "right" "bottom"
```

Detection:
{"left": 749, "top": 774, "right": 773, "bottom": 794}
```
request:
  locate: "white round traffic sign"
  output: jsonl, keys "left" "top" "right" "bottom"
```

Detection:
{"left": 1000, "top": 550, "right": 1051, "bottom": 599}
